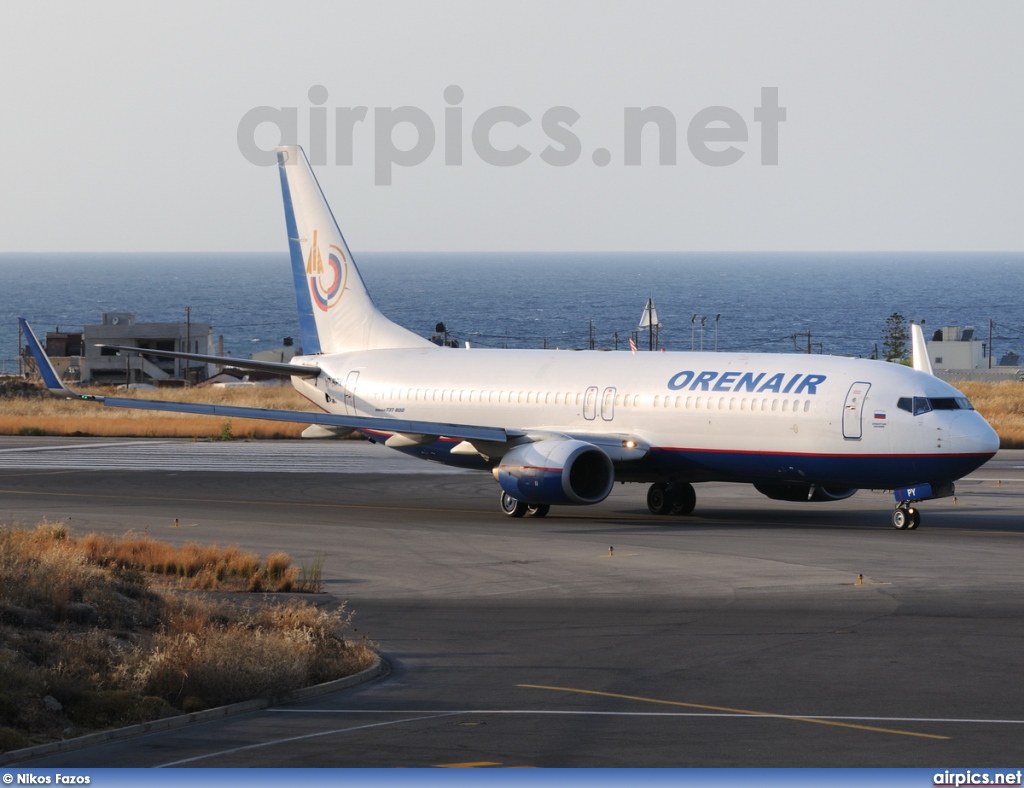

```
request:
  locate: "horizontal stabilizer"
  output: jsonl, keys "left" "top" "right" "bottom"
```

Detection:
{"left": 97, "top": 344, "right": 321, "bottom": 378}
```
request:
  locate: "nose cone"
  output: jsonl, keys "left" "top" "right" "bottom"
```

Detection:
{"left": 952, "top": 412, "right": 1000, "bottom": 456}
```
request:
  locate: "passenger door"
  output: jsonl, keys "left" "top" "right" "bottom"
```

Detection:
{"left": 343, "top": 371, "right": 360, "bottom": 416}
{"left": 842, "top": 381, "right": 871, "bottom": 440}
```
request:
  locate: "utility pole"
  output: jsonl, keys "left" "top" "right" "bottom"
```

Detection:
{"left": 715, "top": 314, "right": 721, "bottom": 352}
{"left": 807, "top": 328, "right": 811, "bottom": 354}
{"left": 184, "top": 305, "right": 192, "bottom": 386}
{"left": 589, "top": 318, "right": 594, "bottom": 350}
{"left": 989, "top": 319, "right": 994, "bottom": 369}
{"left": 613, "top": 331, "right": 619, "bottom": 351}
{"left": 691, "top": 314, "right": 697, "bottom": 351}
{"left": 700, "top": 316, "right": 707, "bottom": 351}
{"left": 17, "top": 320, "right": 23, "bottom": 377}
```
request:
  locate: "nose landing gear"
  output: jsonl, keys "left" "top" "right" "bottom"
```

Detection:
{"left": 891, "top": 482, "right": 953, "bottom": 530}
{"left": 892, "top": 503, "right": 921, "bottom": 530}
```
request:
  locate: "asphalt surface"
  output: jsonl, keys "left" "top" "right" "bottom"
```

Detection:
{"left": 2, "top": 437, "right": 1023, "bottom": 767}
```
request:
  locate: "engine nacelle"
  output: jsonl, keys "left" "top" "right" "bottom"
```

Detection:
{"left": 753, "top": 482, "right": 858, "bottom": 503}
{"left": 494, "top": 439, "right": 614, "bottom": 506}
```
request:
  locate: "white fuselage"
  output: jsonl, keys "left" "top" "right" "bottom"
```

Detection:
{"left": 291, "top": 346, "right": 998, "bottom": 490}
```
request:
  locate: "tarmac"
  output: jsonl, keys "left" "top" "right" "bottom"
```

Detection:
{"left": 2, "top": 437, "right": 1023, "bottom": 767}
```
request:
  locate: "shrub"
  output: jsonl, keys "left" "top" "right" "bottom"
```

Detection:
{"left": 0, "top": 726, "right": 29, "bottom": 753}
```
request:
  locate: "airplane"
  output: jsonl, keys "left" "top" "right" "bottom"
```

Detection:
{"left": 19, "top": 145, "right": 1000, "bottom": 529}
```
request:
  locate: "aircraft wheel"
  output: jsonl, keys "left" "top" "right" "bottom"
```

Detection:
{"left": 501, "top": 491, "right": 529, "bottom": 518}
{"left": 527, "top": 505, "right": 550, "bottom": 518}
{"left": 669, "top": 483, "right": 697, "bottom": 516}
{"left": 907, "top": 508, "right": 921, "bottom": 529}
{"left": 892, "top": 507, "right": 910, "bottom": 529}
{"left": 647, "top": 483, "right": 673, "bottom": 515}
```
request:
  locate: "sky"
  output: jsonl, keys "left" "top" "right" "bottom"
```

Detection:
{"left": 2, "top": 0, "right": 1023, "bottom": 253}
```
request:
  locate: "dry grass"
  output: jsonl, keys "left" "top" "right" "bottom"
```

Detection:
{"left": 0, "top": 383, "right": 323, "bottom": 439}
{"left": 956, "top": 381, "right": 1024, "bottom": 448}
{"left": 114, "top": 596, "right": 370, "bottom": 709}
{"left": 0, "top": 523, "right": 375, "bottom": 750}
{"left": 74, "top": 532, "right": 320, "bottom": 593}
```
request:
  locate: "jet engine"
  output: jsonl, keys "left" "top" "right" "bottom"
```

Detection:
{"left": 494, "top": 440, "right": 614, "bottom": 506}
{"left": 753, "top": 482, "right": 858, "bottom": 503}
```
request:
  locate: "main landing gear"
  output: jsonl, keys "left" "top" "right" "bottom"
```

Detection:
{"left": 499, "top": 492, "right": 550, "bottom": 518}
{"left": 646, "top": 482, "right": 697, "bottom": 516}
{"left": 892, "top": 503, "right": 921, "bottom": 530}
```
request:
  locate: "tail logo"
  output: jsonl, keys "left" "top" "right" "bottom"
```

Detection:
{"left": 305, "top": 229, "right": 347, "bottom": 312}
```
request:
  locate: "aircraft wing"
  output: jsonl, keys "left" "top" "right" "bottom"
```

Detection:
{"left": 19, "top": 318, "right": 512, "bottom": 444}
{"left": 95, "top": 344, "right": 321, "bottom": 378}
{"left": 98, "top": 396, "right": 513, "bottom": 443}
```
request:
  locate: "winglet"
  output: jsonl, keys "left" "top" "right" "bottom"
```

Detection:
{"left": 18, "top": 318, "right": 100, "bottom": 400}
{"left": 911, "top": 322, "right": 934, "bottom": 376}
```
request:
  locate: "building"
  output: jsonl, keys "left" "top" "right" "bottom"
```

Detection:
{"left": 37, "top": 313, "right": 216, "bottom": 386}
{"left": 927, "top": 324, "right": 1024, "bottom": 383}
{"left": 925, "top": 325, "right": 986, "bottom": 371}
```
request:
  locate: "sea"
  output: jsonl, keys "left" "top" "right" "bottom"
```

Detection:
{"left": 1, "top": 251, "right": 1022, "bottom": 373}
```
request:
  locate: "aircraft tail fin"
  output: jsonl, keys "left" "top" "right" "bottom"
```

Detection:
{"left": 276, "top": 145, "right": 431, "bottom": 354}
{"left": 911, "top": 322, "right": 934, "bottom": 375}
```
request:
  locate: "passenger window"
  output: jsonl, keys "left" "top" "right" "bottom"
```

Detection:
{"left": 804, "top": 400, "right": 811, "bottom": 412}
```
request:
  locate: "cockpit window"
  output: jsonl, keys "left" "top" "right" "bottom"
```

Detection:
{"left": 930, "top": 397, "right": 975, "bottom": 410}
{"left": 897, "top": 396, "right": 974, "bottom": 414}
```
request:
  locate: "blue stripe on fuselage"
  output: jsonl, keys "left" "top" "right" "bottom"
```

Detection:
{"left": 278, "top": 150, "right": 321, "bottom": 355}
{"left": 368, "top": 429, "right": 993, "bottom": 490}
{"left": 645, "top": 446, "right": 993, "bottom": 489}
